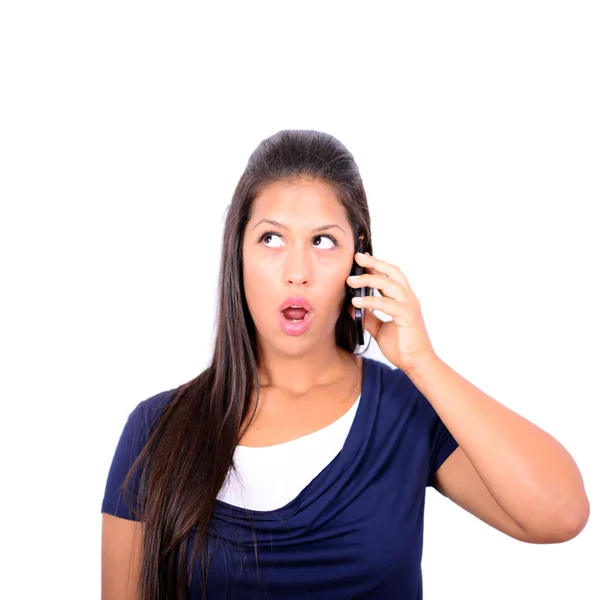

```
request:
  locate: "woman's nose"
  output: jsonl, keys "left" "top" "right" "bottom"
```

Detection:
{"left": 283, "top": 251, "right": 311, "bottom": 285}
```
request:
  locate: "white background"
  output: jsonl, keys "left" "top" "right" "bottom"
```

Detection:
{"left": 1, "top": 1, "right": 598, "bottom": 598}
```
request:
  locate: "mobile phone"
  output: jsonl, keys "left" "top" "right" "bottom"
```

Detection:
{"left": 350, "top": 237, "right": 369, "bottom": 345}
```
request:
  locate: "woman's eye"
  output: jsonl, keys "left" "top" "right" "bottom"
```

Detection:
{"left": 261, "top": 233, "right": 284, "bottom": 247}
{"left": 259, "top": 232, "right": 338, "bottom": 249}
{"left": 313, "top": 235, "right": 336, "bottom": 249}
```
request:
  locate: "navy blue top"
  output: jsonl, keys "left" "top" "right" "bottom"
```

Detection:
{"left": 102, "top": 356, "right": 459, "bottom": 599}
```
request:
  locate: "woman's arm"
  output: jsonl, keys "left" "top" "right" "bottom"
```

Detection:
{"left": 409, "top": 356, "right": 589, "bottom": 542}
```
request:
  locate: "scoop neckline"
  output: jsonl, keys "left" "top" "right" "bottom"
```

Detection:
{"left": 214, "top": 356, "right": 378, "bottom": 521}
{"left": 236, "top": 391, "right": 362, "bottom": 451}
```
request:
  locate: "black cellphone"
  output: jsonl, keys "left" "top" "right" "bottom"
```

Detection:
{"left": 350, "top": 237, "right": 369, "bottom": 345}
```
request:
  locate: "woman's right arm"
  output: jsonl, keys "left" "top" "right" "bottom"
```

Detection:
{"left": 101, "top": 513, "right": 144, "bottom": 600}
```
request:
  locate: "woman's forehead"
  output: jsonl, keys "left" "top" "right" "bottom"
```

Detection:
{"left": 250, "top": 180, "right": 346, "bottom": 221}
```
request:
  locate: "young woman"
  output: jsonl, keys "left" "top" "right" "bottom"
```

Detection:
{"left": 101, "top": 129, "right": 589, "bottom": 600}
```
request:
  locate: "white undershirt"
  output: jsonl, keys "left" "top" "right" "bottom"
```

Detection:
{"left": 217, "top": 393, "right": 362, "bottom": 511}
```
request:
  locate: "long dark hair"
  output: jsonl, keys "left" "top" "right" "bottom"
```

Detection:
{"left": 121, "top": 129, "right": 374, "bottom": 599}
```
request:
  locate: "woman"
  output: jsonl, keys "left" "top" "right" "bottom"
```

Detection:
{"left": 101, "top": 129, "right": 589, "bottom": 600}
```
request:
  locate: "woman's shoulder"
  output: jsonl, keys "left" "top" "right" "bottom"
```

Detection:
{"left": 364, "top": 356, "right": 415, "bottom": 396}
{"left": 112, "top": 387, "right": 181, "bottom": 452}
{"left": 133, "top": 386, "right": 181, "bottom": 435}
{"left": 364, "top": 356, "right": 433, "bottom": 420}
{"left": 101, "top": 386, "right": 180, "bottom": 519}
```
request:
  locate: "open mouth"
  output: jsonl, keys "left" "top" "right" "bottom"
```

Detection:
{"left": 281, "top": 307, "right": 309, "bottom": 322}
{"left": 279, "top": 307, "right": 314, "bottom": 335}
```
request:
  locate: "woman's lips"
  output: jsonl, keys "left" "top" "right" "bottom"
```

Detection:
{"left": 282, "top": 307, "right": 308, "bottom": 320}
{"left": 279, "top": 310, "right": 314, "bottom": 336}
{"left": 278, "top": 296, "right": 313, "bottom": 312}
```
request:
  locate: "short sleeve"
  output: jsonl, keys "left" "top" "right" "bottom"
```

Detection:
{"left": 101, "top": 401, "right": 149, "bottom": 521}
{"left": 425, "top": 398, "right": 459, "bottom": 487}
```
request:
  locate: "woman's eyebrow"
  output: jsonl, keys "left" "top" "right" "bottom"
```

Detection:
{"left": 252, "top": 219, "right": 346, "bottom": 236}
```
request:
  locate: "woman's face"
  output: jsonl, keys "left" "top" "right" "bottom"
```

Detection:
{"left": 242, "top": 178, "right": 356, "bottom": 354}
